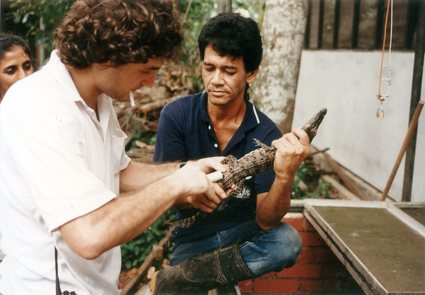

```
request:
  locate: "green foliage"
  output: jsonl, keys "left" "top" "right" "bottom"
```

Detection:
{"left": 8, "top": 0, "right": 75, "bottom": 57}
{"left": 315, "top": 180, "right": 332, "bottom": 198}
{"left": 233, "top": 0, "right": 266, "bottom": 29}
{"left": 121, "top": 208, "right": 176, "bottom": 271}
{"left": 178, "top": 0, "right": 266, "bottom": 91}
{"left": 179, "top": 0, "right": 215, "bottom": 66}
{"left": 126, "top": 130, "right": 157, "bottom": 151}
{"left": 292, "top": 162, "right": 332, "bottom": 199}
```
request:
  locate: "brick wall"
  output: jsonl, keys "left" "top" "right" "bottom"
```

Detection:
{"left": 238, "top": 213, "right": 363, "bottom": 294}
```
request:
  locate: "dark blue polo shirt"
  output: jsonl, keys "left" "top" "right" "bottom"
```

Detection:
{"left": 153, "top": 92, "right": 282, "bottom": 243}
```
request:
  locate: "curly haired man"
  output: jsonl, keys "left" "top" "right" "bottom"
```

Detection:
{"left": 0, "top": 1, "right": 229, "bottom": 294}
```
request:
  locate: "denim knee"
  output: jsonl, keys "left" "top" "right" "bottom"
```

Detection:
{"left": 269, "top": 222, "right": 302, "bottom": 270}
{"left": 239, "top": 222, "right": 302, "bottom": 276}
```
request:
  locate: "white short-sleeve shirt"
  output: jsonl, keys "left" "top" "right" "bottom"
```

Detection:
{"left": 0, "top": 51, "right": 131, "bottom": 295}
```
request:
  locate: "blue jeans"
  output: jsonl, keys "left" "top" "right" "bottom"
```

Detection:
{"left": 170, "top": 220, "right": 302, "bottom": 277}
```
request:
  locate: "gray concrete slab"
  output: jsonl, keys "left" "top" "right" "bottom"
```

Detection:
{"left": 394, "top": 203, "right": 425, "bottom": 227}
{"left": 304, "top": 200, "right": 425, "bottom": 295}
{"left": 400, "top": 208, "right": 425, "bottom": 226}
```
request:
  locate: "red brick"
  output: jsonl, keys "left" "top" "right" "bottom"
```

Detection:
{"left": 260, "top": 272, "right": 276, "bottom": 278}
{"left": 277, "top": 263, "right": 321, "bottom": 278}
{"left": 323, "top": 278, "right": 340, "bottom": 290}
{"left": 282, "top": 216, "right": 304, "bottom": 231}
{"left": 305, "top": 219, "right": 316, "bottom": 231}
{"left": 300, "top": 279, "right": 339, "bottom": 292}
{"left": 299, "top": 232, "right": 323, "bottom": 247}
{"left": 254, "top": 279, "right": 299, "bottom": 293}
{"left": 238, "top": 279, "right": 253, "bottom": 294}
{"left": 300, "top": 248, "right": 338, "bottom": 263}
{"left": 322, "top": 263, "right": 351, "bottom": 277}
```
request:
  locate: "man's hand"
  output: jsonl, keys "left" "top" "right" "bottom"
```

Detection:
{"left": 256, "top": 129, "right": 310, "bottom": 230}
{"left": 190, "top": 157, "right": 228, "bottom": 175}
{"left": 185, "top": 182, "right": 226, "bottom": 212}
{"left": 171, "top": 157, "right": 228, "bottom": 209}
{"left": 272, "top": 128, "right": 311, "bottom": 180}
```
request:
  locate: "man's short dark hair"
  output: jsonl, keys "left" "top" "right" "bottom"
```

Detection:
{"left": 198, "top": 12, "right": 262, "bottom": 73}
{"left": 54, "top": 0, "right": 184, "bottom": 69}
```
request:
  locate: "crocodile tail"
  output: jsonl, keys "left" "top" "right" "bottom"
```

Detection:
{"left": 170, "top": 211, "right": 207, "bottom": 228}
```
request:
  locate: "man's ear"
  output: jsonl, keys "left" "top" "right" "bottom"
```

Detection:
{"left": 246, "top": 67, "right": 259, "bottom": 84}
{"left": 97, "top": 61, "right": 112, "bottom": 70}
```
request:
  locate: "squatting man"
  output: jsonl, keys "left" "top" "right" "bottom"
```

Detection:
{"left": 150, "top": 12, "right": 310, "bottom": 294}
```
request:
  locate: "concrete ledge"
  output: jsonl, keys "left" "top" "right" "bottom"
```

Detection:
{"left": 303, "top": 199, "right": 425, "bottom": 295}
{"left": 240, "top": 206, "right": 363, "bottom": 294}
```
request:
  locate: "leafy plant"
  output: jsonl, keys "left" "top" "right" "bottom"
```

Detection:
{"left": 8, "top": 0, "right": 76, "bottom": 64}
{"left": 126, "top": 129, "right": 157, "bottom": 151}
{"left": 292, "top": 162, "right": 332, "bottom": 199}
{"left": 178, "top": 0, "right": 266, "bottom": 92}
{"left": 233, "top": 0, "right": 266, "bottom": 29}
{"left": 121, "top": 208, "right": 176, "bottom": 270}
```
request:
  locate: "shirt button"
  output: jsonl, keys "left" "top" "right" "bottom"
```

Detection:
{"left": 214, "top": 143, "right": 218, "bottom": 148}
{"left": 208, "top": 125, "right": 211, "bottom": 130}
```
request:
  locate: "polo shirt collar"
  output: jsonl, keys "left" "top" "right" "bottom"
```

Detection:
{"left": 200, "top": 91, "right": 211, "bottom": 124}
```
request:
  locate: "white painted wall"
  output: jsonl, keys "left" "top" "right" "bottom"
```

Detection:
{"left": 292, "top": 50, "right": 424, "bottom": 202}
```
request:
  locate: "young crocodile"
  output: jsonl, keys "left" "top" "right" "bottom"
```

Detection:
{"left": 172, "top": 108, "right": 327, "bottom": 228}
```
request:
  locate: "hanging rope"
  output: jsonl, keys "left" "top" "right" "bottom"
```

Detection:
{"left": 376, "top": 0, "right": 393, "bottom": 117}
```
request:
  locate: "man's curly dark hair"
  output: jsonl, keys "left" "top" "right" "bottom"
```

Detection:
{"left": 54, "top": 0, "right": 183, "bottom": 69}
{"left": 198, "top": 12, "right": 263, "bottom": 74}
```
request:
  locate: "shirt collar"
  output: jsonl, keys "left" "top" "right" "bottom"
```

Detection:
{"left": 243, "top": 101, "right": 261, "bottom": 132}
{"left": 200, "top": 91, "right": 211, "bottom": 124}
{"left": 45, "top": 50, "right": 111, "bottom": 138}
{"left": 45, "top": 50, "right": 83, "bottom": 103}
{"left": 45, "top": 50, "right": 108, "bottom": 107}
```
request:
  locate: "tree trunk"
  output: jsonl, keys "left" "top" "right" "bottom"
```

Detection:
{"left": 251, "top": 0, "right": 309, "bottom": 134}
{"left": 217, "top": 0, "right": 232, "bottom": 13}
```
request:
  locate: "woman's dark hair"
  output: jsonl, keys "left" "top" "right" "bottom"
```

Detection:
{"left": 198, "top": 12, "right": 263, "bottom": 100}
{"left": 54, "top": 0, "right": 184, "bottom": 69}
{"left": 0, "top": 33, "right": 33, "bottom": 63}
{"left": 198, "top": 12, "right": 263, "bottom": 74}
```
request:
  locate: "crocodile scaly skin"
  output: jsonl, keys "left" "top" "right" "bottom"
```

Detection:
{"left": 172, "top": 108, "right": 327, "bottom": 228}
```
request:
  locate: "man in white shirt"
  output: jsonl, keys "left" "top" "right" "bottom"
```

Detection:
{"left": 0, "top": 1, "right": 228, "bottom": 294}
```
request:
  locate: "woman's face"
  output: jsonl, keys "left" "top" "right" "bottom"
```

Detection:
{"left": 0, "top": 45, "right": 33, "bottom": 98}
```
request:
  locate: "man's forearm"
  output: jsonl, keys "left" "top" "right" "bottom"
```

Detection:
{"left": 255, "top": 128, "right": 310, "bottom": 230}
{"left": 255, "top": 173, "right": 295, "bottom": 230}
{"left": 60, "top": 173, "right": 185, "bottom": 260}
{"left": 120, "top": 161, "right": 181, "bottom": 193}
{"left": 60, "top": 158, "right": 225, "bottom": 260}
